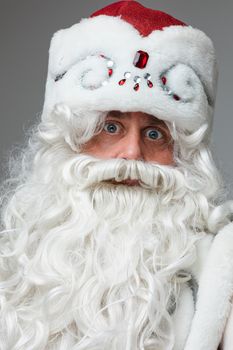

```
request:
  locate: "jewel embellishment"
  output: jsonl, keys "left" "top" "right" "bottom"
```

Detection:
{"left": 133, "top": 76, "right": 141, "bottom": 91}
{"left": 144, "top": 73, "right": 153, "bottom": 88}
{"left": 173, "top": 94, "right": 181, "bottom": 101}
{"left": 55, "top": 52, "right": 116, "bottom": 90}
{"left": 147, "top": 80, "right": 153, "bottom": 88}
{"left": 118, "top": 72, "right": 132, "bottom": 86}
{"left": 161, "top": 76, "right": 167, "bottom": 85}
{"left": 55, "top": 71, "right": 67, "bottom": 82}
{"left": 133, "top": 50, "right": 149, "bottom": 69}
{"left": 118, "top": 71, "right": 155, "bottom": 91}
{"left": 144, "top": 73, "right": 151, "bottom": 80}
{"left": 124, "top": 72, "right": 131, "bottom": 79}
{"left": 107, "top": 60, "right": 114, "bottom": 68}
{"left": 99, "top": 54, "right": 115, "bottom": 86}
{"left": 134, "top": 76, "right": 141, "bottom": 83}
{"left": 160, "top": 74, "right": 181, "bottom": 101}
{"left": 119, "top": 79, "right": 126, "bottom": 86}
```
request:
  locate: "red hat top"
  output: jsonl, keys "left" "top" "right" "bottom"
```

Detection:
{"left": 91, "top": 0, "right": 187, "bottom": 37}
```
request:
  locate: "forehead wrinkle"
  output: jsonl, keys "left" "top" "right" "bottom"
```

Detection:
{"left": 106, "top": 111, "right": 166, "bottom": 126}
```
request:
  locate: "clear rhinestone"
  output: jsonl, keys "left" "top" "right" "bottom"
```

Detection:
{"left": 124, "top": 72, "right": 131, "bottom": 79}
{"left": 107, "top": 60, "right": 114, "bottom": 68}
{"left": 144, "top": 73, "right": 151, "bottom": 80}
{"left": 134, "top": 76, "right": 141, "bottom": 83}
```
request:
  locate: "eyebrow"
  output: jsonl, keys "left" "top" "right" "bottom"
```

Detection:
{"left": 106, "top": 111, "right": 167, "bottom": 126}
{"left": 106, "top": 111, "right": 127, "bottom": 119}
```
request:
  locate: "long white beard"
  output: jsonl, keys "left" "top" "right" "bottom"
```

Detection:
{"left": 0, "top": 154, "right": 211, "bottom": 350}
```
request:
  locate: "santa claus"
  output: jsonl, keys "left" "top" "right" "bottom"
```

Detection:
{"left": 0, "top": 1, "right": 233, "bottom": 349}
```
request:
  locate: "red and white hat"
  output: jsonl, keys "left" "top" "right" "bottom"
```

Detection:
{"left": 42, "top": 0, "right": 218, "bottom": 132}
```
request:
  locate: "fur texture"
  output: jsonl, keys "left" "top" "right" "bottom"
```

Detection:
{"left": 0, "top": 4, "right": 230, "bottom": 349}
{"left": 184, "top": 223, "right": 233, "bottom": 350}
{"left": 0, "top": 104, "right": 233, "bottom": 349}
{"left": 42, "top": 15, "right": 218, "bottom": 133}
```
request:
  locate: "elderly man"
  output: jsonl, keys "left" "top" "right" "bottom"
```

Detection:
{"left": 0, "top": 1, "right": 233, "bottom": 349}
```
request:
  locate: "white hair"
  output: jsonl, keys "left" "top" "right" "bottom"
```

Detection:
{"left": 0, "top": 104, "right": 232, "bottom": 350}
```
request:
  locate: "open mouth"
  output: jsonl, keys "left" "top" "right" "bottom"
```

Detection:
{"left": 105, "top": 179, "right": 141, "bottom": 187}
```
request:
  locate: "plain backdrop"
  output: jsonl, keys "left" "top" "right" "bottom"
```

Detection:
{"left": 1, "top": 0, "right": 233, "bottom": 197}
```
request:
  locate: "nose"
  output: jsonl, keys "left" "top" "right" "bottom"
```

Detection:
{"left": 116, "top": 131, "right": 143, "bottom": 160}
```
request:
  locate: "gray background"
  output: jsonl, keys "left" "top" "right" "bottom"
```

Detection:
{"left": 1, "top": 0, "right": 233, "bottom": 197}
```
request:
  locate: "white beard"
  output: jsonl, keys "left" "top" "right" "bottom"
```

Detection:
{"left": 0, "top": 154, "right": 211, "bottom": 350}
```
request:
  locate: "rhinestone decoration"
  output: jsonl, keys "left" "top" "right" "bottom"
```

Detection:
{"left": 134, "top": 76, "right": 141, "bottom": 83}
{"left": 134, "top": 83, "right": 140, "bottom": 91}
{"left": 55, "top": 71, "right": 67, "bottom": 82}
{"left": 160, "top": 74, "right": 181, "bottom": 101}
{"left": 133, "top": 50, "right": 149, "bottom": 69}
{"left": 54, "top": 54, "right": 115, "bottom": 88}
{"left": 124, "top": 72, "right": 131, "bottom": 79}
{"left": 173, "top": 94, "right": 181, "bottom": 101}
{"left": 132, "top": 76, "right": 141, "bottom": 91}
{"left": 144, "top": 73, "right": 151, "bottom": 80}
{"left": 107, "top": 60, "right": 114, "bottom": 68}
{"left": 161, "top": 76, "right": 167, "bottom": 85}
{"left": 144, "top": 72, "right": 153, "bottom": 88}
{"left": 147, "top": 80, "right": 153, "bottom": 88}
{"left": 98, "top": 54, "right": 115, "bottom": 86}
{"left": 119, "top": 79, "right": 126, "bottom": 86}
{"left": 118, "top": 71, "right": 155, "bottom": 91}
{"left": 118, "top": 72, "right": 132, "bottom": 86}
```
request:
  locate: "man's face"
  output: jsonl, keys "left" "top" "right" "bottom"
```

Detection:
{"left": 81, "top": 111, "right": 174, "bottom": 166}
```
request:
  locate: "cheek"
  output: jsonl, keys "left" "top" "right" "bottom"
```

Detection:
{"left": 145, "top": 144, "right": 174, "bottom": 165}
{"left": 80, "top": 136, "right": 116, "bottom": 159}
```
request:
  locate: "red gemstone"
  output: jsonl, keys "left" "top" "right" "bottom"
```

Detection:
{"left": 108, "top": 68, "right": 113, "bottom": 76}
{"left": 119, "top": 79, "right": 126, "bottom": 85}
{"left": 134, "top": 83, "right": 140, "bottom": 91}
{"left": 133, "top": 50, "right": 149, "bottom": 69}
{"left": 173, "top": 94, "right": 181, "bottom": 101}
{"left": 147, "top": 80, "right": 153, "bottom": 88}
{"left": 161, "top": 76, "right": 167, "bottom": 85}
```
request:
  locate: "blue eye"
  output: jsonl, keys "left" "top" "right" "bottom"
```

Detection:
{"left": 104, "top": 122, "right": 120, "bottom": 134}
{"left": 145, "top": 128, "right": 163, "bottom": 140}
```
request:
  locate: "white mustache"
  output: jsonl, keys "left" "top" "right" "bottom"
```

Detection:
{"left": 62, "top": 154, "right": 186, "bottom": 194}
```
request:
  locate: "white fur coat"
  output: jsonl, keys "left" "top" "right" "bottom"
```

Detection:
{"left": 180, "top": 222, "right": 233, "bottom": 350}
